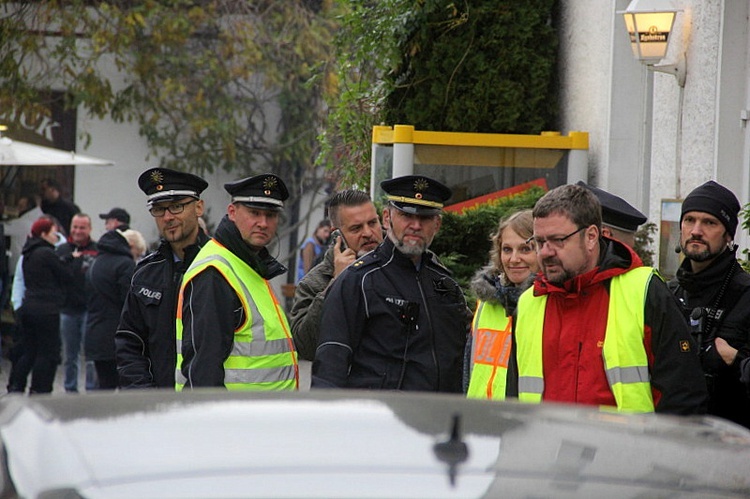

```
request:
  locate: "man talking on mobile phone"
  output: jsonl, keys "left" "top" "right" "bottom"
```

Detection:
{"left": 312, "top": 176, "right": 471, "bottom": 392}
{"left": 290, "top": 190, "right": 383, "bottom": 361}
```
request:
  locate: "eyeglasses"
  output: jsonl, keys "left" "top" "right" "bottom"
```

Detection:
{"left": 526, "top": 226, "right": 586, "bottom": 251}
{"left": 149, "top": 199, "right": 196, "bottom": 217}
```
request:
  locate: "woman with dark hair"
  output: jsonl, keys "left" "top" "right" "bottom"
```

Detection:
{"left": 7, "top": 217, "right": 72, "bottom": 394}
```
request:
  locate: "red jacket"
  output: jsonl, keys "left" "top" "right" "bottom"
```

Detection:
{"left": 509, "top": 237, "right": 708, "bottom": 415}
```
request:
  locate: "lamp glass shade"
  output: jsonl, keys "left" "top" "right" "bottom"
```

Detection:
{"left": 622, "top": 10, "right": 676, "bottom": 61}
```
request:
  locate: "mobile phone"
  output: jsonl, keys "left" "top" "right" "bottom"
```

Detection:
{"left": 330, "top": 229, "right": 348, "bottom": 251}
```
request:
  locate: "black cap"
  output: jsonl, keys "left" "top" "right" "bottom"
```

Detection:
{"left": 681, "top": 180, "right": 740, "bottom": 237}
{"left": 138, "top": 168, "right": 208, "bottom": 207}
{"left": 224, "top": 173, "right": 288, "bottom": 212}
{"left": 577, "top": 181, "right": 647, "bottom": 232}
{"left": 380, "top": 175, "right": 452, "bottom": 216}
{"left": 99, "top": 207, "right": 130, "bottom": 224}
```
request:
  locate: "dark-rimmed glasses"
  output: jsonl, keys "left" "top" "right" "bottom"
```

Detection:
{"left": 149, "top": 199, "right": 196, "bottom": 217}
{"left": 526, "top": 226, "right": 586, "bottom": 251}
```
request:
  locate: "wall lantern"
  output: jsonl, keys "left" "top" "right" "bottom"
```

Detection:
{"left": 619, "top": 0, "right": 685, "bottom": 86}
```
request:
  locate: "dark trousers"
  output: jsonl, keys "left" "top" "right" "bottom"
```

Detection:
{"left": 93, "top": 360, "right": 119, "bottom": 390}
{"left": 7, "top": 310, "right": 61, "bottom": 394}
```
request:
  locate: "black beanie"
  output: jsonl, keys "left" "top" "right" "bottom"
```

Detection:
{"left": 681, "top": 180, "right": 740, "bottom": 237}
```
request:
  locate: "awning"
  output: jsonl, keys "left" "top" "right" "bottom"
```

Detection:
{"left": 0, "top": 136, "right": 114, "bottom": 166}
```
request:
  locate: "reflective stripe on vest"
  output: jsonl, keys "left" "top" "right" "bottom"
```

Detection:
{"left": 516, "top": 267, "right": 656, "bottom": 412}
{"left": 515, "top": 287, "right": 545, "bottom": 403}
{"left": 602, "top": 266, "right": 654, "bottom": 412}
{"left": 466, "top": 300, "right": 512, "bottom": 400}
{"left": 176, "top": 239, "right": 298, "bottom": 391}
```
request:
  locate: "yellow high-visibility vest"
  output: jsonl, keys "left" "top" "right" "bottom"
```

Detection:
{"left": 466, "top": 300, "right": 512, "bottom": 400}
{"left": 515, "top": 266, "right": 655, "bottom": 413}
{"left": 176, "top": 239, "right": 298, "bottom": 391}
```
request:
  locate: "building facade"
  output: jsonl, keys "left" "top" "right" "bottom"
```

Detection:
{"left": 559, "top": 0, "right": 749, "bottom": 273}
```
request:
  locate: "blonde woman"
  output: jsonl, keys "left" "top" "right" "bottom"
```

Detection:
{"left": 466, "top": 209, "right": 538, "bottom": 399}
{"left": 122, "top": 229, "right": 147, "bottom": 262}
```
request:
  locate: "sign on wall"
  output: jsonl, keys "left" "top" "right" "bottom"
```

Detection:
{"left": 659, "top": 199, "right": 683, "bottom": 279}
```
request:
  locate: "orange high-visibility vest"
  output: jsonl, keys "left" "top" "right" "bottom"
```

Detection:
{"left": 466, "top": 300, "right": 512, "bottom": 400}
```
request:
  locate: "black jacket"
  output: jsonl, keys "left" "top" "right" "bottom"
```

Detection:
{"left": 115, "top": 230, "right": 210, "bottom": 388}
{"left": 56, "top": 239, "right": 98, "bottom": 313}
{"left": 85, "top": 231, "right": 134, "bottom": 362}
{"left": 20, "top": 236, "right": 70, "bottom": 315}
{"left": 312, "top": 237, "right": 471, "bottom": 392}
{"left": 669, "top": 246, "right": 750, "bottom": 428}
{"left": 179, "top": 215, "right": 287, "bottom": 387}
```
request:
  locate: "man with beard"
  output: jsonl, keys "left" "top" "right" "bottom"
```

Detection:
{"left": 312, "top": 175, "right": 470, "bottom": 392}
{"left": 115, "top": 168, "right": 209, "bottom": 389}
{"left": 290, "top": 190, "right": 383, "bottom": 361}
{"left": 176, "top": 174, "right": 298, "bottom": 391}
{"left": 507, "top": 183, "right": 706, "bottom": 414}
{"left": 668, "top": 180, "right": 750, "bottom": 428}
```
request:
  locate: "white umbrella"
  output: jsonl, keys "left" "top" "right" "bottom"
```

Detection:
{"left": 0, "top": 136, "right": 114, "bottom": 166}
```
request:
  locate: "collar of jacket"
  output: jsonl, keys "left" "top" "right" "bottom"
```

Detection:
{"left": 157, "top": 226, "right": 210, "bottom": 262}
{"left": 213, "top": 215, "right": 287, "bottom": 280}
{"left": 22, "top": 236, "right": 53, "bottom": 255}
{"left": 675, "top": 245, "right": 737, "bottom": 294}
{"left": 323, "top": 244, "right": 335, "bottom": 265}
{"left": 471, "top": 263, "right": 534, "bottom": 314}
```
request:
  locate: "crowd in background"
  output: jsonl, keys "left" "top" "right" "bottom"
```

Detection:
{"left": 2, "top": 178, "right": 146, "bottom": 393}
{"left": 1, "top": 171, "right": 748, "bottom": 433}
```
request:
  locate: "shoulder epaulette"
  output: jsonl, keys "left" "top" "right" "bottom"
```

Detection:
{"left": 349, "top": 252, "right": 380, "bottom": 271}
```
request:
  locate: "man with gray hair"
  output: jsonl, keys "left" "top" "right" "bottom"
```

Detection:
{"left": 312, "top": 175, "right": 470, "bottom": 392}
{"left": 290, "top": 189, "right": 383, "bottom": 361}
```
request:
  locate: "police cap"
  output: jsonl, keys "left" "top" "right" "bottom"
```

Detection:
{"left": 138, "top": 168, "right": 208, "bottom": 207}
{"left": 576, "top": 181, "right": 647, "bottom": 232}
{"left": 381, "top": 175, "right": 452, "bottom": 216}
{"left": 224, "top": 173, "right": 288, "bottom": 212}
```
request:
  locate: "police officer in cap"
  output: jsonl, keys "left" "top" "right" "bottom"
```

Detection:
{"left": 577, "top": 181, "right": 647, "bottom": 248}
{"left": 312, "top": 175, "right": 471, "bottom": 392}
{"left": 115, "top": 167, "right": 209, "bottom": 389}
{"left": 176, "top": 173, "right": 299, "bottom": 391}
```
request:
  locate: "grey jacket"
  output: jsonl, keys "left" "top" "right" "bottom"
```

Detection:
{"left": 290, "top": 246, "right": 335, "bottom": 361}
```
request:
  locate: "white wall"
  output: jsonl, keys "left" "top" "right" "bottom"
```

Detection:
{"left": 74, "top": 117, "right": 329, "bottom": 306}
{"left": 560, "top": 0, "right": 749, "bottom": 263}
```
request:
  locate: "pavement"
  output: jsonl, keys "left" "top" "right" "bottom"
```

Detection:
{"left": 1, "top": 355, "right": 312, "bottom": 394}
